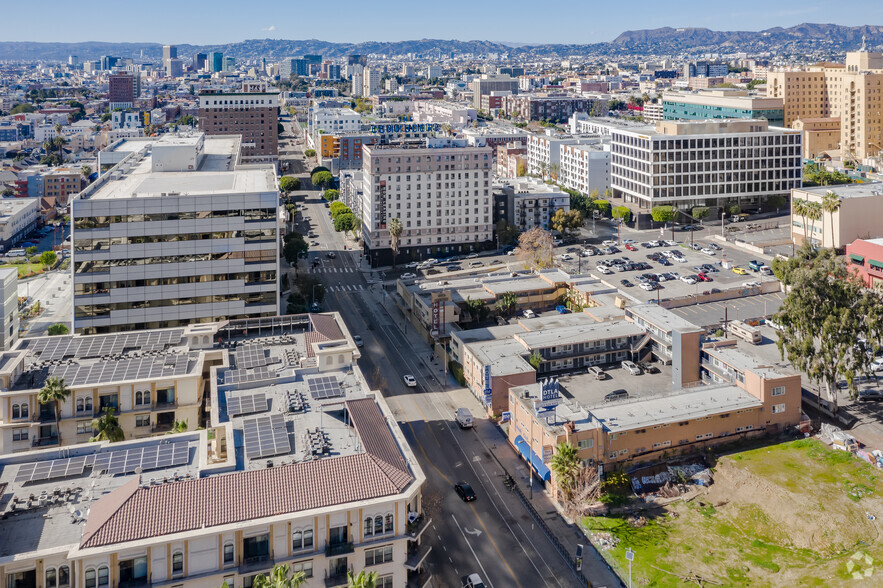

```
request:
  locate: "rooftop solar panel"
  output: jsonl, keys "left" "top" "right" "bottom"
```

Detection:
{"left": 307, "top": 376, "right": 343, "bottom": 400}
{"left": 227, "top": 392, "right": 268, "bottom": 417}
{"left": 242, "top": 413, "right": 290, "bottom": 459}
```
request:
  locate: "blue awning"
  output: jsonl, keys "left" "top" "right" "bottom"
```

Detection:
{"left": 513, "top": 435, "right": 552, "bottom": 481}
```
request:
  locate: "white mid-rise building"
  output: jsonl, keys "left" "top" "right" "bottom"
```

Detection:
{"left": 411, "top": 101, "right": 476, "bottom": 126}
{"left": 0, "top": 267, "right": 18, "bottom": 350}
{"left": 496, "top": 177, "right": 570, "bottom": 232}
{"left": 0, "top": 198, "right": 40, "bottom": 251}
{"left": 527, "top": 133, "right": 595, "bottom": 180}
{"left": 610, "top": 119, "right": 802, "bottom": 210}
{"left": 72, "top": 133, "right": 280, "bottom": 334}
{"left": 360, "top": 140, "right": 493, "bottom": 266}
{"left": 309, "top": 107, "right": 362, "bottom": 149}
{"left": 559, "top": 142, "right": 611, "bottom": 196}
{"left": 362, "top": 67, "right": 381, "bottom": 97}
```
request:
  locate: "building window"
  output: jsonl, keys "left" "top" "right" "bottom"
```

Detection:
{"left": 119, "top": 556, "right": 147, "bottom": 585}
{"left": 772, "top": 386, "right": 786, "bottom": 397}
{"left": 85, "top": 569, "right": 96, "bottom": 588}
{"left": 772, "top": 404, "right": 786, "bottom": 414}
{"left": 385, "top": 514, "right": 393, "bottom": 533}
{"left": 292, "top": 528, "right": 313, "bottom": 551}
{"left": 374, "top": 515, "right": 384, "bottom": 535}
{"left": 77, "top": 420, "right": 91, "bottom": 435}
{"left": 291, "top": 561, "right": 313, "bottom": 578}
{"left": 365, "top": 545, "right": 394, "bottom": 566}
{"left": 577, "top": 438, "right": 593, "bottom": 449}
{"left": 135, "top": 390, "right": 151, "bottom": 406}
{"left": 12, "top": 427, "right": 27, "bottom": 442}
{"left": 136, "top": 415, "right": 150, "bottom": 427}
{"left": 224, "top": 542, "right": 234, "bottom": 564}
{"left": 98, "top": 566, "right": 109, "bottom": 587}
{"left": 171, "top": 551, "right": 184, "bottom": 574}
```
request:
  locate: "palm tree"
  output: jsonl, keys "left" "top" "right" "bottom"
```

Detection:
{"left": 806, "top": 201, "right": 823, "bottom": 247}
{"left": 38, "top": 376, "right": 70, "bottom": 445}
{"left": 550, "top": 441, "right": 581, "bottom": 501}
{"left": 388, "top": 217, "right": 403, "bottom": 268}
{"left": 346, "top": 570, "right": 378, "bottom": 588}
{"left": 496, "top": 291, "right": 518, "bottom": 316}
{"left": 90, "top": 407, "right": 125, "bottom": 443}
{"left": 821, "top": 190, "right": 842, "bottom": 249}
{"left": 54, "top": 124, "right": 65, "bottom": 160}
{"left": 792, "top": 198, "right": 809, "bottom": 245}
{"left": 167, "top": 419, "right": 189, "bottom": 434}
{"left": 253, "top": 564, "right": 306, "bottom": 588}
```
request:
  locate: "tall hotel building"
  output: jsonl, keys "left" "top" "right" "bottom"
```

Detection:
{"left": 610, "top": 119, "right": 802, "bottom": 210}
{"left": 359, "top": 140, "right": 493, "bottom": 266}
{"left": 198, "top": 82, "right": 280, "bottom": 163}
{"left": 71, "top": 133, "right": 280, "bottom": 334}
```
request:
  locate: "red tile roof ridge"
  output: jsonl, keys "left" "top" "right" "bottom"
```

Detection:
{"left": 80, "top": 477, "right": 140, "bottom": 547}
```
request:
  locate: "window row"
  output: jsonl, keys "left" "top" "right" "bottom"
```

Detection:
{"left": 74, "top": 271, "right": 276, "bottom": 295}
{"left": 10, "top": 402, "right": 28, "bottom": 419}
{"left": 73, "top": 250, "right": 277, "bottom": 273}
{"left": 73, "top": 229, "right": 276, "bottom": 251}
{"left": 73, "top": 209, "right": 277, "bottom": 229}
{"left": 74, "top": 291, "right": 277, "bottom": 317}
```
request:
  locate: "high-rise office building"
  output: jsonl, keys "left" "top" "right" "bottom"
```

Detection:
{"left": 348, "top": 54, "right": 368, "bottom": 67}
{"left": 362, "top": 66, "right": 381, "bottom": 96}
{"left": 767, "top": 41, "right": 883, "bottom": 160}
{"left": 162, "top": 45, "right": 177, "bottom": 62}
{"left": 166, "top": 58, "right": 184, "bottom": 78}
{"left": 100, "top": 55, "right": 119, "bottom": 70}
{"left": 358, "top": 140, "right": 494, "bottom": 266}
{"left": 192, "top": 52, "right": 207, "bottom": 72}
{"left": 72, "top": 133, "right": 280, "bottom": 334}
{"left": 198, "top": 82, "right": 279, "bottom": 162}
{"left": 210, "top": 51, "right": 224, "bottom": 73}
{"left": 223, "top": 57, "right": 236, "bottom": 72}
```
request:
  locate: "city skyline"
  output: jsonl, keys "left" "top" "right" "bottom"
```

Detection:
{"left": 8, "top": 0, "right": 883, "bottom": 46}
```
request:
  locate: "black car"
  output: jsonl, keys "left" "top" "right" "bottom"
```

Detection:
{"left": 604, "top": 389, "right": 629, "bottom": 402}
{"left": 445, "top": 264, "right": 462, "bottom": 271}
{"left": 327, "top": 252, "right": 336, "bottom": 259}
{"left": 454, "top": 482, "right": 477, "bottom": 502}
{"left": 620, "top": 279, "right": 634, "bottom": 287}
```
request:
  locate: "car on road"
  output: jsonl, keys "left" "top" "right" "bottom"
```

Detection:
{"left": 462, "top": 574, "right": 486, "bottom": 588}
{"left": 405, "top": 261, "right": 419, "bottom": 268}
{"left": 454, "top": 482, "right": 477, "bottom": 502}
{"left": 604, "top": 389, "right": 629, "bottom": 402}
{"left": 403, "top": 374, "right": 417, "bottom": 387}
{"left": 465, "top": 253, "right": 479, "bottom": 259}
{"left": 701, "top": 247, "right": 716, "bottom": 256}
{"left": 445, "top": 264, "right": 462, "bottom": 271}
{"left": 859, "top": 390, "right": 883, "bottom": 402}
{"left": 353, "top": 335, "right": 363, "bottom": 347}
{"left": 639, "top": 282, "right": 657, "bottom": 291}
{"left": 732, "top": 266, "right": 748, "bottom": 275}
{"left": 400, "top": 272, "right": 417, "bottom": 279}
{"left": 468, "top": 261, "right": 483, "bottom": 267}
{"left": 620, "top": 279, "right": 634, "bottom": 287}
{"left": 622, "top": 360, "right": 643, "bottom": 375}
{"left": 326, "top": 252, "right": 336, "bottom": 259}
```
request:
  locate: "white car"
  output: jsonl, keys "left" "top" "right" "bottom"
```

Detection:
{"left": 506, "top": 249, "right": 517, "bottom": 256}
{"left": 622, "top": 360, "right": 642, "bottom": 375}
{"left": 742, "top": 281, "right": 760, "bottom": 288}
{"left": 872, "top": 358, "right": 883, "bottom": 372}
{"left": 523, "top": 309, "right": 536, "bottom": 318}
{"left": 707, "top": 242, "right": 722, "bottom": 250}
{"left": 403, "top": 375, "right": 417, "bottom": 387}
{"left": 648, "top": 240, "right": 662, "bottom": 247}
{"left": 701, "top": 248, "right": 716, "bottom": 256}
{"left": 559, "top": 254, "right": 574, "bottom": 261}
{"left": 596, "top": 265, "right": 613, "bottom": 274}
{"left": 639, "top": 282, "right": 656, "bottom": 291}
{"left": 465, "top": 253, "right": 479, "bottom": 259}
{"left": 602, "top": 240, "right": 617, "bottom": 248}
{"left": 401, "top": 272, "right": 417, "bottom": 279}
{"left": 622, "top": 239, "right": 636, "bottom": 244}
{"left": 681, "top": 275, "right": 697, "bottom": 285}
{"left": 661, "top": 250, "right": 675, "bottom": 258}
{"left": 462, "top": 574, "right": 487, "bottom": 588}
{"left": 674, "top": 255, "right": 688, "bottom": 263}
{"left": 663, "top": 240, "right": 677, "bottom": 247}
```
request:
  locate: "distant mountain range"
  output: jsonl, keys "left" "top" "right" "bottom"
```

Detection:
{"left": 2, "top": 23, "right": 882, "bottom": 62}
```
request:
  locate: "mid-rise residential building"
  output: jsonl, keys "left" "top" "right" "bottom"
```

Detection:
{"left": 362, "top": 67, "right": 381, "bottom": 97}
{"left": 558, "top": 142, "right": 610, "bottom": 196}
{"left": 0, "top": 313, "right": 430, "bottom": 588}
{"left": 642, "top": 102, "right": 664, "bottom": 122}
{"left": 43, "top": 168, "right": 84, "bottom": 206}
{"left": 683, "top": 60, "right": 730, "bottom": 78}
{"left": 610, "top": 119, "right": 802, "bottom": 210}
{"left": 359, "top": 140, "right": 493, "bottom": 266}
{"left": 309, "top": 107, "right": 362, "bottom": 148}
{"left": 790, "top": 183, "right": 883, "bottom": 249}
{"left": 461, "top": 125, "right": 529, "bottom": 154}
{"left": 411, "top": 101, "right": 476, "bottom": 126}
{"left": 527, "top": 133, "right": 595, "bottom": 180}
{"left": 198, "top": 82, "right": 279, "bottom": 163}
{"left": 72, "top": 133, "right": 280, "bottom": 334}
{"left": 495, "top": 177, "right": 570, "bottom": 232}
{"left": 108, "top": 72, "right": 138, "bottom": 109}
{"left": 471, "top": 74, "right": 519, "bottom": 111}
{"left": 0, "top": 198, "right": 40, "bottom": 251}
{"left": 662, "top": 90, "right": 784, "bottom": 126}
{"left": 0, "top": 267, "right": 19, "bottom": 350}
{"left": 768, "top": 43, "right": 883, "bottom": 161}
{"left": 502, "top": 94, "right": 606, "bottom": 123}
{"left": 495, "top": 142, "right": 527, "bottom": 178}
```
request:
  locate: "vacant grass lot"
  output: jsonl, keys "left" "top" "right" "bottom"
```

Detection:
{"left": 585, "top": 439, "right": 883, "bottom": 587}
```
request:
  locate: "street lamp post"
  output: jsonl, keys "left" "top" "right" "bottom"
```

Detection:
{"left": 626, "top": 548, "right": 635, "bottom": 588}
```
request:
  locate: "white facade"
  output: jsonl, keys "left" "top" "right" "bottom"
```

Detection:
{"left": 111, "top": 111, "right": 143, "bottom": 130}
{"left": 527, "top": 133, "right": 595, "bottom": 179}
{"left": 71, "top": 134, "right": 280, "bottom": 334}
{"left": 559, "top": 143, "right": 611, "bottom": 196}
{"left": 362, "top": 67, "right": 381, "bottom": 97}
{"left": 360, "top": 142, "right": 494, "bottom": 264}
{"left": 501, "top": 177, "right": 571, "bottom": 232}
{"left": 412, "top": 101, "right": 476, "bottom": 126}
{"left": 0, "top": 198, "right": 40, "bottom": 250}
{"left": 0, "top": 268, "right": 18, "bottom": 351}
{"left": 351, "top": 73, "right": 363, "bottom": 98}
{"left": 309, "top": 107, "right": 362, "bottom": 148}
{"left": 610, "top": 119, "right": 803, "bottom": 209}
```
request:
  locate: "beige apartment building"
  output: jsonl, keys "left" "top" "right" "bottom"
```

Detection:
{"left": 790, "top": 183, "right": 883, "bottom": 249}
{"left": 791, "top": 118, "right": 841, "bottom": 159}
{"left": 768, "top": 43, "right": 883, "bottom": 161}
{"left": 0, "top": 313, "right": 429, "bottom": 588}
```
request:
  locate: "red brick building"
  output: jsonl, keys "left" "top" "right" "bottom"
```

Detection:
{"left": 108, "top": 72, "right": 136, "bottom": 108}
{"left": 847, "top": 238, "right": 883, "bottom": 288}
{"left": 197, "top": 83, "right": 279, "bottom": 163}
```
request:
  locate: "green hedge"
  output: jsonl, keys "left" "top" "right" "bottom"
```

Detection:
{"left": 448, "top": 360, "right": 465, "bottom": 386}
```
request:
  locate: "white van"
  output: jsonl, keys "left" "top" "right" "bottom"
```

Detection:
{"left": 6, "top": 248, "right": 26, "bottom": 258}
{"left": 455, "top": 408, "right": 474, "bottom": 429}
{"left": 588, "top": 366, "right": 607, "bottom": 380}
{"left": 522, "top": 309, "right": 536, "bottom": 319}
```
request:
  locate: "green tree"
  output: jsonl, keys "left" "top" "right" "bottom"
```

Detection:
{"left": 47, "top": 323, "right": 69, "bottom": 336}
{"left": 283, "top": 232, "right": 309, "bottom": 268}
{"left": 806, "top": 201, "right": 823, "bottom": 245}
{"left": 329, "top": 201, "right": 350, "bottom": 218}
{"left": 388, "top": 217, "right": 403, "bottom": 268}
{"left": 725, "top": 203, "right": 741, "bottom": 216}
{"left": 80, "top": 165, "right": 92, "bottom": 178}
{"left": 611, "top": 206, "right": 631, "bottom": 223}
{"left": 496, "top": 291, "right": 518, "bottom": 316}
{"left": 650, "top": 205, "right": 678, "bottom": 224}
{"left": 550, "top": 208, "right": 583, "bottom": 236}
{"left": 346, "top": 570, "right": 378, "bottom": 588}
{"left": 592, "top": 199, "right": 611, "bottom": 216}
{"left": 465, "top": 297, "right": 489, "bottom": 322}
{"left": 528, "top": 350, "right": 543, "bottom": 370}
{"left": 100, "top": 112, "right": 112, "bottom": 123}
{"left": 518, "top": 227, "right": 554, "bottom": 270}
{"left": 323, "top": 189, "right": 340, "bottom": 201}
{"left": 304, "top": 149, "right": 316, "bottom": 157}
{"left": 251, "top": 564, "right": 306, "bottom": 588}
{"left": 10, "top": 103, "right": 35, "bottom": 114}
{"left": 765, "top": 194, "right": 787, "bottom": 210}
{"left": 774, "top": 248, "right": 883, "bottom": 409}
{"left": 311, "top": 171, "right": 333, "bottom": 189}
{"left": 550, "top": 441, "right": 581, "bottom": 501}
{"left": 279, "top": 176, "right": 301, "bottom": 197}
{"left": 495, "top": 219, "right": 519, "bottom": 246}
{"left": 691, "top": 206, "right": 709, "bottom": 222}
{"left": 40, "top": 250, "right": 57, "bottom": 269}
{"left": 310, "top": 166, "right": 331, "bottom": 176}
{"left": 792, "top": 197, "right": 810, "bottom": 244}
{"left": 821, "top": 190, "right": 842, "bottom": 249}
{"left": 37, "top": 375, "right": 70, "bottom": 442}
{"left": 91, "top": 407, "right": 125, "bottom": 442}
{"left": 333, "top": 213, "right": 357, "bottom": 233}
{"left": 516, "top": 160, "right": 528, "bottom": 177}
{"left": 168, "top": 419, "right": 189, "bottom": 434}
{"left": 25, "top": 246, "right": 37, "bottom": 256}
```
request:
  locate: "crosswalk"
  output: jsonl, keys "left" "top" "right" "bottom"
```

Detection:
{"left": 327, "top": 284, "right": 367, "bottom": 293}
{"left": 312, "top": 267, "right": 357, "bottom": 274}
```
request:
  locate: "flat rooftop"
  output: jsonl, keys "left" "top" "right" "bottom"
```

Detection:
{"left": 627, "top": 303, "right": 704, "bottom": 333}
{"left": 797, "top": 183, "right": 883, "bottom": 199}
{"left": 516, "top": 321, "right": 645, "bottom": 349}
{"left": 702, "top": 341, "right": 795, "bottom": 379}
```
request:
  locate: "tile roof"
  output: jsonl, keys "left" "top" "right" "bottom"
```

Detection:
{"left": 80, "top": 400, "right": 413, "bottom": 549}
{"left": 310, "top": 313, "right": 344, "bottom": 341}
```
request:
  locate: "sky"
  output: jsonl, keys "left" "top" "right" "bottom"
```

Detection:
{"left": 9, "top": 0, "right": 883, "bottom": 45}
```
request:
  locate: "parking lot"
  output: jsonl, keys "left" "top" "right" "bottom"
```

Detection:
{"left": 556, "top": 359, "right": 674, "bottom": 408}
{"left": 555, "top": 231, "right": 780, "bottom": 304}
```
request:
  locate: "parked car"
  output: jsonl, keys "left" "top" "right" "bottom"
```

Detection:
{"left": 639, "top": 282, "right": 656, "bottom": 291}
{"left": 604, "top": 389, "right": 629, "bottom": 402}
{"left": 454, "top": 482, "right": 477, "bottom": 502}
{"left": 596, "top": 265, "right": 613, "bottom": 275}
{"left": 602, "top": 240, "right": 617, "bottom": 248}
{"left": 620, "top": 279, "right": 634, "bottom": 287}
{"left": 465, "top": 253, "right": 479, "bottom": 259}
{"left": 697, "top": 273, "right": 711, "bottom": 282}
{"left": 701, "top": 248, "right": 716, "bottom": 256}
{"left": 624, "top": 243, "right": 637, "bottom": 251}
{"left": 401, "top": 272, "right": 417, "bottom": 279}
{"left": 681, "top": 275, "right": 697, "bottom": 285}
{"left": 622, "top": 360, "right": 642, "bottom": 375}
{"left": 588, "top": 366, "right": 608, "bottom": 380}
{"left": 445, "top": 264, "right": 462, "bottom": 271}
{"left": 707, "top": 242, "right": 722, "bottom": 250}
{"left": 622, "top": 239, "right": 636, "bottom": 244}
{"left": 690, "top": 242, "right": 702, "bottom": 250}
{"left": 732, "top": 266, "right": 748, "bottom": 275}
{"left": 523, "top": 309, "right": 536, "bottom": 318}
{"left": 403, "top": 374, "right": 417, "bottom": 387}
{"left": 859, "top": 390, "right": 883, "bottom": 402}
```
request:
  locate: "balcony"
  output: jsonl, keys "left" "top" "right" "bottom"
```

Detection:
{"left": 239, "top": 554, "right": 272, "bottom": 574}
{"left": 117, "top": 578, "right": 150, "bottom": 588}
{"left": 404, "top": 542, "right": 433, "bottom": 571}
{"left": 406, "top": 515, "right": 431, "bottom": 540}
{"left": 153, "top": 400, "right": 177, "bottom": 410}
{"left": 325, "top": 542, "right": 354, "bottom": 557}
{"left": 32, "top": 436, "right": 59, "bottom": 447}
{"left": 151, "top": 422, "right": 173, "bottom": 434}
{"left": 324, "top": 565, "right": 352, "bottom": 588}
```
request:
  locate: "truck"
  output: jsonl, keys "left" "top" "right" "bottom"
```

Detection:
{"left": 747, "top": 260, "right": 763, "bottom": 272}
{"left": 822, "top": 423, "right": 858, "bottom": 452}
{"left": 455, "top": 408, "right": 474, "bottom": 429}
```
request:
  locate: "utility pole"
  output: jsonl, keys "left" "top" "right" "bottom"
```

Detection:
{"left": 721, "top": 211, "right": 725, "bottom": 240}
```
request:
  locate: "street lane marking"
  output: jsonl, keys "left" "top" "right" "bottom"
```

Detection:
{"left": 452, "top": 514, "right": 495, "bottom": 588}
{"left": 467, "top": 503, "right": 523, "bottom": 588}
